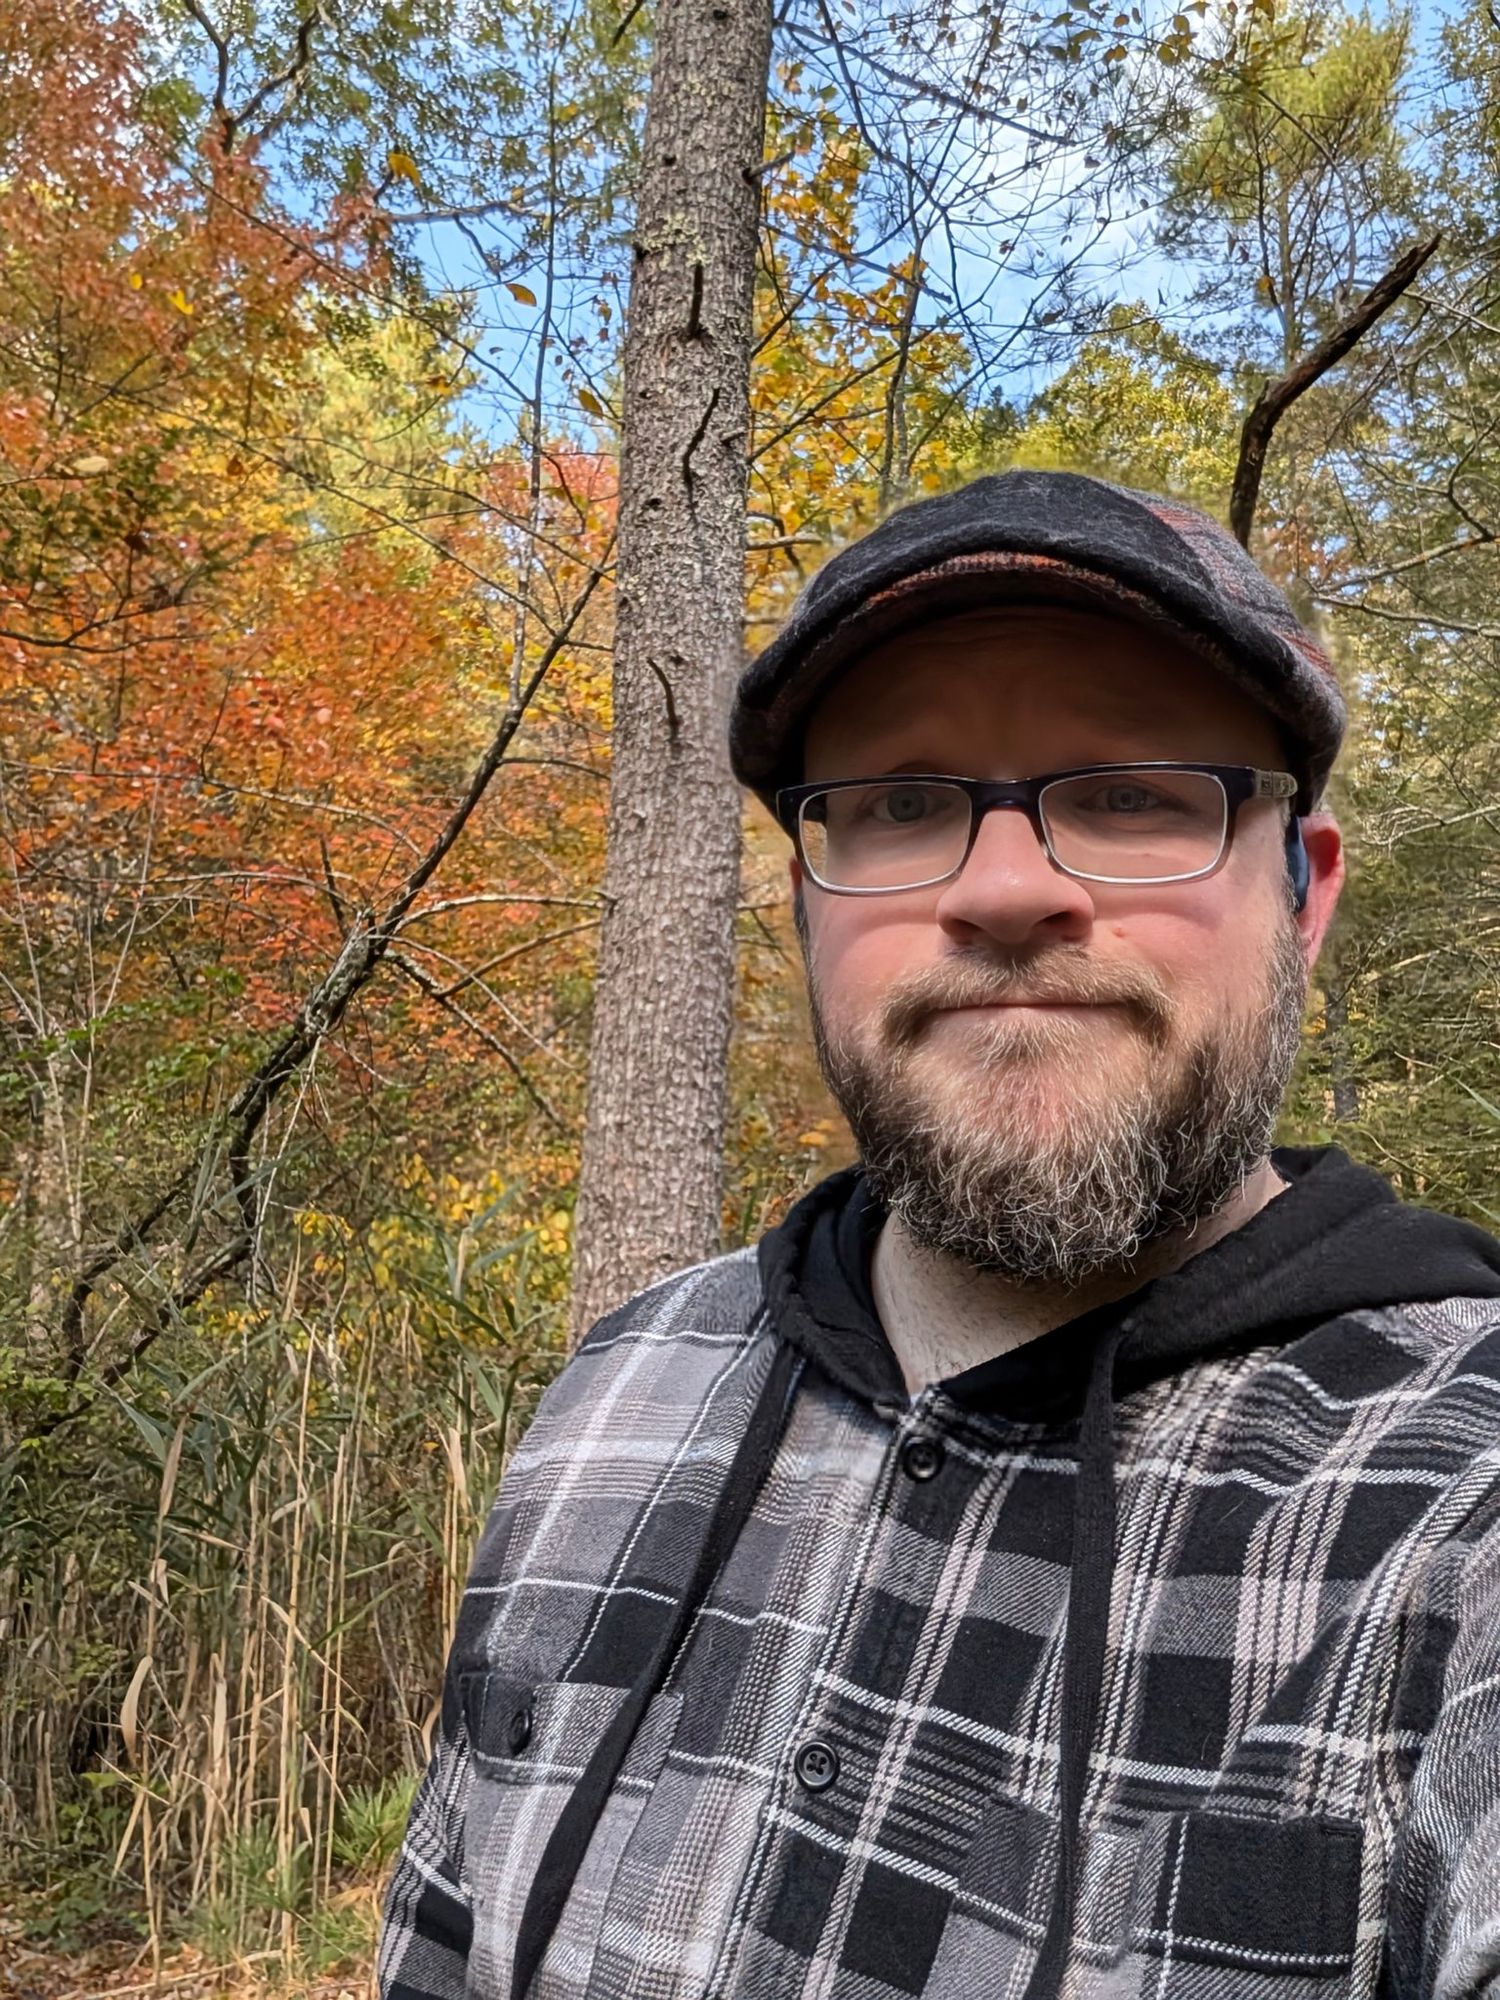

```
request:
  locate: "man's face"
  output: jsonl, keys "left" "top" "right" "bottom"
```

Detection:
{"left": 793, "top": 603, "right": 1344, "bottom": 1284}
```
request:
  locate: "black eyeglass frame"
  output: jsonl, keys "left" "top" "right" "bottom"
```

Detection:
{"left": 775, "top": 762, "right": 1300, "bottom": 894}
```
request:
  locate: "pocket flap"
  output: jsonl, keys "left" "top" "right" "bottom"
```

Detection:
{"left": 461, "top": 1671, "right": 628, "bottom": 1779}
{"left": 1134, "top": 1810, "right": 1362, "bottom": 1978}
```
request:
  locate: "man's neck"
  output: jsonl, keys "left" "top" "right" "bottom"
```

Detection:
{"left": 869, "top": 1158, "right": 1287, "bottom": 1397}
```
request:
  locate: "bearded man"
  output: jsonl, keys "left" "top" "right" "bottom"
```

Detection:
{"left": 380, "top": 471, "right": 1500, "bottom": 2000}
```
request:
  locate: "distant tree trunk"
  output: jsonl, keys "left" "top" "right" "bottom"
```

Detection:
{"left": 1323, "top": 972, "right": 1361, "bottom": 1125}
{"left": 569, "top": 0, "right": 772, "bottom": 1336}
{"left": 24, "top": 1065, "right": 82, "bottom": 1366}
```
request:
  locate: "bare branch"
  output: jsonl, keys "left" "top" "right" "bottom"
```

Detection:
{"left": 182, "top": 0, "right": 233, "bottom": 146}
{"left": 1230, "top": 234, "right": 1442, "bottom": 547}
{"left": 182, "top": 0, "right": 324, "bottom": 153}
{"left": 33, "top": 549, "right": 609, "bottom": 1432}
{"left": 388, "top": 951, "right": 566, "bottom": 1126}
{"left": 235, "top": 3, "right": 325, "bottom": 146}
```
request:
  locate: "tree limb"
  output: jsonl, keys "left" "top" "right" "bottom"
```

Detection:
{"left": 1229, "top": 233, "right": 1441, "bottom": 548}
{"left": 236, "top": 4, "right": 325, "bottom": 148}
{"left": 182, "top": 0, "right": 324, "bottom": 153}
{"left": 182, "top": 0, "right": 232, "bottom": 146}
{"left": 37, "top": 553, "right": 607, "bottom": 1430}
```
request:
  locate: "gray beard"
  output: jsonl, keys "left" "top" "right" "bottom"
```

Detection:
{"left": 807, "top": 919, "right": 1308, "bottom": 1287}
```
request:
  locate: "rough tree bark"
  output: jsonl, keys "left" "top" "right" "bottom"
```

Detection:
{"left": 570, "top": 0, "right": 773, "bottom": 1337}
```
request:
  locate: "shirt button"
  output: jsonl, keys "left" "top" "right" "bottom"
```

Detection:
{"left": 901, "top": 1436, "right": 945, "bottom": 1482}
{"left": 793, "top": 1740, "right": 840, "bottom": 1793}
{"left": 507, "top": 1702, "right": 534, "bottom": 1754}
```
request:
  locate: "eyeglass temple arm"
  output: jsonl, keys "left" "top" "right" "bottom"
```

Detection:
{"left": 1253, "top": 770, "right": 1299, "bottom": 800}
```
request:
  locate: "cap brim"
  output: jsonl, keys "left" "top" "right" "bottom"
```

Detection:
{"left": 750, "top": 550, "right": 1287, "bottom": 808}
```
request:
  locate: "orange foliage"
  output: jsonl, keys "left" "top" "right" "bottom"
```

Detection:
{"left": 1, "top": 0, "right": 614, "bottom": 1248}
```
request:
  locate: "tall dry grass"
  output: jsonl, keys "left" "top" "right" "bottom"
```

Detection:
{"left": 1, "top": 1169, "right": 569, "bottom": 1975}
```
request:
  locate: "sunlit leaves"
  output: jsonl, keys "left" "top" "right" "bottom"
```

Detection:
{"left": 1, "top": 0, "right": 615, "bottom": 1355}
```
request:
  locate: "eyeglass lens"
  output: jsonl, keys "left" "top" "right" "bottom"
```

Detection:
{"left": 798, "top": 770, "right": 1231, "bottom": 890}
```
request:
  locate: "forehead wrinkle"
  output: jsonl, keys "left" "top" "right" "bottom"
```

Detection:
{"left": 804, "top": 604, "right": 1287, "bottom": 781}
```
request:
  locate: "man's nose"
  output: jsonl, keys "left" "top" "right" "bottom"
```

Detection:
{"left": 933, "top": 803, "right": 1097, "bottom": 946}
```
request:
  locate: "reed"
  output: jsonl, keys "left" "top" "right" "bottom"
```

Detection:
{"left": 1, "top": 1170, "right": 567, "bottom": 1973}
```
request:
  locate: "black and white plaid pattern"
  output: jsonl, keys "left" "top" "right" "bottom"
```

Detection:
{"left": 380, "top": 1249, "right": 1500, "bottom": 1999}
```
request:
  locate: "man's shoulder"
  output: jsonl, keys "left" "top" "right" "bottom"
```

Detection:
{"left": 450, "top": 1246, "right": 786, "bottom": 1677}
{"left": 1360, "top": 1289, "right": 1500, "bottom": 1371}
{"left": 575, "top": 1241, "right": 768, "bottom": 1360}
{"left": 1262, "top": 1290, "right": 1500, "bottom": 1419}
{"left": 510, "top": 1244, "right": 774, "bottom": 1470}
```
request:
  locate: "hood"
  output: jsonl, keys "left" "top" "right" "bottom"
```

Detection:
{"left": 759, "top": 1144, "right": 1500, "bottom": 1414}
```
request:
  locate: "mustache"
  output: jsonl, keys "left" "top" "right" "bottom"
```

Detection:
{"left": 879, "top": 950, "right": 1174, "bottom": 1047}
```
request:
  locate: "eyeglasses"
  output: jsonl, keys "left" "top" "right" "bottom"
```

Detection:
{"left": 776, "top": 763, "right": 1299, "bottom": 895}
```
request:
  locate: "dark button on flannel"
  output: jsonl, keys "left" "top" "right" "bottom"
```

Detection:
{"left": 794, "top": 1740, "right": 840, "bottom": 1793}
{"left": 901, "top": 1435, "right": 945, "bottom": 1482}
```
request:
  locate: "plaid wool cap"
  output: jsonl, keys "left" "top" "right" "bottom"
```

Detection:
{"left": 730, "top": 470, "right": 1347, "bottom": 814}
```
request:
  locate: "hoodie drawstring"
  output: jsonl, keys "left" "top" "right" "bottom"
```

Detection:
{"left": 513, "top": 1336, "right": 800, "bottom": 1999}
{"left": 1020, "top": 1317, "right": 1130, "bottom": 2000}
{"left": 514, "top": 1312, "right": 1124, "bottom": 2000}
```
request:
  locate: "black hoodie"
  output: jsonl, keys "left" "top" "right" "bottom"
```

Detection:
{"left": 766, "top": 1145, "right": 1500, "bottom": 1418}
{"left": 481, "top": 1148, "right": 1500, "bottom": 1999}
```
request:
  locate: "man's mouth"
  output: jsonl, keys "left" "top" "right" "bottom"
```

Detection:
{"left": 935, "top": 997, "right": 1116, "bottom": 1014}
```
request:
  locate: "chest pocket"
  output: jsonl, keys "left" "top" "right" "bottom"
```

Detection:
{"left": 460, "top": 1672, "right": 683, "bottom": 2000}
{"left": 1125, "top": 1809, "right": 1363, "bottom": 1989}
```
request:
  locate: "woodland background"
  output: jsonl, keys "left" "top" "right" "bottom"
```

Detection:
{"left": 3, "top": 0, "right": 1500, "bottom": 1986}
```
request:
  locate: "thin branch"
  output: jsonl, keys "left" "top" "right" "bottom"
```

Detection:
{"left": 388, "top": 952, "right": 565, "bottom": 1126}
{"left": 234, "top": 3, "right": 325, "bottom": 146}
{"left": 1315, "top": 594, "right": 1500, "bottom": 637}
{"left": 182, "top": 0, "right": 324, "bottom": 152}
{"left": 611, "top": 0, "right": 649, "bottom": 46}
{"left": 32, "top": 549, "right": 609, "bottom": 1436}
{"left": 432, "top": 919, "right": 600, "bottom": 1001}
{"left": 395, "top": 893, "right": 604, "bottom": 923}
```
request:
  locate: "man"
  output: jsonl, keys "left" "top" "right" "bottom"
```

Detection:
{"left": 380, "top": 471, "right": 1500, "bottom": 2000}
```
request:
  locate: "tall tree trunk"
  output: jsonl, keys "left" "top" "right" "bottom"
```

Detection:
{"left": 1323, "top": 966, "right": 1361, "bottom": 1125}
{"left": 570, "top": 0, "right": 772, "bottom": 1337}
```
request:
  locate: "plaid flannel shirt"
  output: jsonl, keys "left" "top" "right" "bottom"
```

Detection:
{"left": 380, "top": 1239, "right": 1500, "bottom": 2000}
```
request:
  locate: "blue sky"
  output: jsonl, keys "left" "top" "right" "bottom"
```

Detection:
{"left": 248, "top": 0, "right": 1463, "bottom": 454}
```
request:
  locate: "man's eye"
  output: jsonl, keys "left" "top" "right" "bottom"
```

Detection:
{"left": 1092, "top": 783, "right": 1176, "bottom": 814}
{"left": 874, "top": 786, "right": 934, "bottom": 824}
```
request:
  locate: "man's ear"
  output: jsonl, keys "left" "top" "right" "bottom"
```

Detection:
{"left": 1296, "top": 814, "right": 1344, "bottom": 968}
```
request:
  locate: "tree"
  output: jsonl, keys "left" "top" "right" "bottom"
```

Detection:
{"left": 571, "top": 0, "right": 1194, "bottom": 1330}
{"left": 569, "top": 0, "right": 777, "bottom": 1334}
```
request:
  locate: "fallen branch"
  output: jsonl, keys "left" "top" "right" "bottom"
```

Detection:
{"left": 1229, "top": 234, "right": 1441, "bottom": 549}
